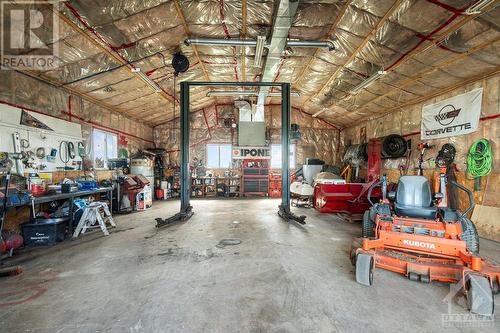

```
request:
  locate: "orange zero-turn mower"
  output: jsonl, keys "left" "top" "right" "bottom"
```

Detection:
{"left": 350, "top": 174, "right": 500, "bottom": 316}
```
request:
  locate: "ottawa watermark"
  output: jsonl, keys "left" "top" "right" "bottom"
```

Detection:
{"left": 441, "top": 275, "right": 496, "bottom": 328}
{"left": 1, "top": 0, "right": 60, "bottom": 70}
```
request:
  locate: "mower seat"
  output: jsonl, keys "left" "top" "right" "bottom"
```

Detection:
{"left": 394, "top": 176, "right": 436, "bottom": 219}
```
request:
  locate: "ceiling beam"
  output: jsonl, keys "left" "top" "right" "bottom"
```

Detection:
{"left": 241, "top": 0, "right": 247, "bottom": 82}
{"left": 292, "top": 0, "right": 352, "bottom": 87}
{"left": 386, "top": 0, "right": 500, "bottom": 74}
{"left": 19, "top": 70, "right": 128, "bottom": 115}
{"left": 353, "top": 36, "right": 500, "bottom": 111}
{"left": 173, "top": 0, "right": 210, "bottom": 82}
{"left": 347, "top": 66, "right": 500, "bottom": 124}
{"left": 302, "top": 0, "right": 404, "bottom": 110}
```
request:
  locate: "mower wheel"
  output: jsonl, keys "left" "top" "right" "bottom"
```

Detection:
{"left": 362, "top": 211, "right": 375, "bottom": 238}
{"left": 420, "top": 275, "right": 430, "bottom": 284}
{"left": 467, "top": 274, "right": 494, "bottom": 316}
{"left": 355, "top": 253, "right": 374, "bottom": 286}
{"left": 408, "top": 272, "right": 419, "bottom": 282}
{"left": 460, "top": 217, "right": 479, "bottom": 254}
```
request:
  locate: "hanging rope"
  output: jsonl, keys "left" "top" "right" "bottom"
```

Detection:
{"left": 466, "top": 138, "right": 492, "bottom": 178}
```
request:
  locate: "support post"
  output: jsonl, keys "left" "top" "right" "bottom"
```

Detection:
{"left": 180, "top": 81, "right": 191, "bottom": 212}
{"left": 278, "top": 83, "right": 306, "bottom": 224}
{"left": 156, "top": 82, "right": 193, "bottom": 227}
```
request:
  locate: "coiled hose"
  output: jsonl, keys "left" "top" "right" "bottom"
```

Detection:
{"left": 467, "top": 139, "right": 492, "bottom": 178}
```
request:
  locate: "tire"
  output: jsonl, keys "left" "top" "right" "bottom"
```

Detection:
{"left": 356, "top": 253, "right": 374, "bottom": 286}
{"left": 408, "top": 272, "right": 419, "bottom": 282}
{"left": 467, "top": 274, "right": 494, "bottom": 316}
{"left": 460, "top": 217, "right": 479, "bottom": 254}
{"left": 362, "top": 210, "right": 375, "bottom": 238}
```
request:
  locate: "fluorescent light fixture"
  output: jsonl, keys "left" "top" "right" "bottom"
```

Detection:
{"left": 465, "top": 0, "right": 495, "bottom": 14}
{"left": 136, "top": 70, "right": 162, "bottom": 92}
{"left": 350, "top": 70, "right": 386, "bottom": 95}
{"left": 312, "top": 109, "right": 327, "bottom": 118}
{"left": 206, "top": 90, "right": 299, "bottom": 97}
{"left": 254, "top": 36, "right": 266, "bottom": 68}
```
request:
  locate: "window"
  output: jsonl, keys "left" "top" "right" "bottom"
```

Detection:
{"left": 92, "top": 129, "right": 117, "bottom": 169}
{"left": 206, "top": 144, "right": 232, "bottom": 168}
{"left": 270, "top": 144, "right": 296, "bottom": 169}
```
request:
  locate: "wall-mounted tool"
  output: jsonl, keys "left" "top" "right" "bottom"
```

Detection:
{"left": 35, "top": 147, "right": 46, "bottom": 159}
{"left": 59, "top": 141, "right": 76, "bottom": 164}
{"left": 11, "top": 133, "right": 24, "bottom": 175}
{"left": 417, "top": 142, "right": 433, "bottom": 176}
{"left": 46, "top": 148, "right": 57, "bottom": 163}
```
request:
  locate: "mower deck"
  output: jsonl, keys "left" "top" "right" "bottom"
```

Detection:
{"left": 353, "top": 238, "right": 500, "bottom": 286}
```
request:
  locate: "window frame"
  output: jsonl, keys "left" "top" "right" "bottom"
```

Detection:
{"left": 206, "top": 143, "right": 233, "bottom": 169}
{"left": 270, "top": 143, "right": 296, "bottom": 169}
{"left": 92, "top": 128, "right": 118, "bottom": 170}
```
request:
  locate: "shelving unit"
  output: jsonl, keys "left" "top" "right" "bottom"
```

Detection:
{"left": 216, "top": 177, "right": 241, "bottom": 197}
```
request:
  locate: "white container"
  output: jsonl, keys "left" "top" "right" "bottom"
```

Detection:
{"left": 130, "top": 157, "right": 154, "bottom": 185}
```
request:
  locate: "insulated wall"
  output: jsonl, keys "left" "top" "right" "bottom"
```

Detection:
{"left": 342, "top": 74, "right": 500, "bottom": 241}
{"left": 0, "top": 70, "right": 154, "bottom": 155}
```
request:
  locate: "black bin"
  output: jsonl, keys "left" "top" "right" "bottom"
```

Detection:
{"left": 21, "top": 218, "right": 68, "bottom": 246}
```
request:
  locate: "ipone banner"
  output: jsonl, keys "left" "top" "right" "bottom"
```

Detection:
{"left": 232, "top": 147, "right": 271, "bottom": 159}
{"left": 421, "top": 88, "right": 482, "bottom": 140}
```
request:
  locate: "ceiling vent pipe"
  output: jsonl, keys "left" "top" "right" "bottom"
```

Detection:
{"left": 184, "top": 38, "right": 335, "bottom": 51}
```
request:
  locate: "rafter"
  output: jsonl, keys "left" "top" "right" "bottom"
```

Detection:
{"left": 387, "top": 0, "right": 500, "bottom": 73}
{"left": 352, "top": 36, "right": 500, "bottom": 112}
{"left": 241, "top": 0, "right": 247, "bottom": 82}
{"left": 301, "top": 0, "right": 404, "bottom": 112}
{"left": 173, "top": 0, "right": 210, "bottom": 82}
{"left": 345, "top": 66, "right": 500, "bottom": 127}
{"left": 292, "top": 0, "right": 352, "bottom": 87}
{"left": 55, "top": 6, "right": 176, "bottom": 105}
{"left": 19, "top": 70, "right": 127, "bottom": 115}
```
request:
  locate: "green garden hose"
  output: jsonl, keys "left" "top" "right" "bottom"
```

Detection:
{"left": 467, "top": 139, "right": 492, "bottom": 178}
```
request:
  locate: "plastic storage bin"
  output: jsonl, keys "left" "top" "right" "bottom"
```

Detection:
{"left": 21, "top": 218, "right": 68, "bottom": 246}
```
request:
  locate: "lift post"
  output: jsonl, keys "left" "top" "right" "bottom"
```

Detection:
{"left": 156, "top": 81, "right": 305, "bottom": 227}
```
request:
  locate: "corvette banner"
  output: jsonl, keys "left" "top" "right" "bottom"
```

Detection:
{"left": 421, "top": 88, "right": 482, "bottom": 140}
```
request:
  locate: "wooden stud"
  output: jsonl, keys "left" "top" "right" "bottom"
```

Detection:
{"left": 301, "top": 0, "right": 404, "bottom": 109}
{"left": 292, "top": 0, "right": 352, "bottom": 87}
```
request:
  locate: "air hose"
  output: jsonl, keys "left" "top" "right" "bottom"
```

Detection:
{"left": 467, "top": 139, "right": 492, "bottom": 177}
{"left": 467, "top": 139, "right": 492, "bottom": 190}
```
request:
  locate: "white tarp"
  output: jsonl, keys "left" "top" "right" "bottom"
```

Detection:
{"left": 421, "top": 88, "right": 482, "bottom": 140}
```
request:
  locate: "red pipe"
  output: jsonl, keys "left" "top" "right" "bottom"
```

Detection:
{"left": 68, "top": 95, "right": 73, "bottom": 122}
{"left": 425, "top": 0, "right": 465, "bottom": 14}
{"left": 64, "top": 2, "right": 178, "bottom": 103}
{"left": 387, "top": 13, "right": 460, "bottom": 71}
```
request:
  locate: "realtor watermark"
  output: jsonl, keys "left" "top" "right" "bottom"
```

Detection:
{"left": 1, "top": 1, "right": 60, "bottom": 70}
{"left": 441, "top": 276, "right": 496, "bottom": 328}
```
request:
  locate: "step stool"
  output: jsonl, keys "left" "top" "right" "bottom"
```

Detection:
{"left": 73, "top": 202, "right": 116, "bottom": 238}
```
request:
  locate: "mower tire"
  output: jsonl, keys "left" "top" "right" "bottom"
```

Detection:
{"left": 460, "top": 217, "right": 479, "bottom": 254}
{"left": 355, "top": 253, "right": 374, "bottom": 286}
{"left": 362, "top": 211, "right": 375, "bottom": 238}
{"left": 467, "top": 274, "right": 494, "bottom": 316}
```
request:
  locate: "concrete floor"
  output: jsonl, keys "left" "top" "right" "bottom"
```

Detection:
{"left": 0, "top": 199, "right": 498, "bottom": 333}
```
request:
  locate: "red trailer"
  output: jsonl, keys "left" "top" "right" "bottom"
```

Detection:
{"left": 313, "top": 139, "right": 383, "bottom": 219}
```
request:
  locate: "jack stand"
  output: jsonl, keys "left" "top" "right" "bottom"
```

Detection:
{"left": 278, "top": 204, "right": 306, "bottom": 225}
{"left": 156, "top": 205, "right": 194, "bottom": 228}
